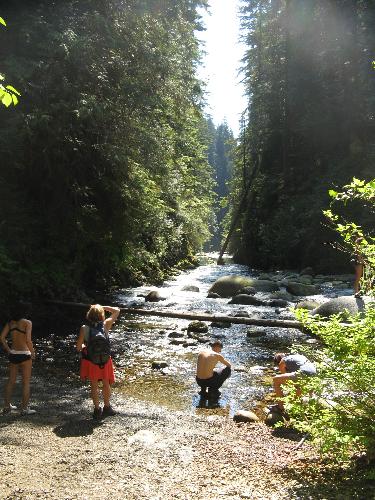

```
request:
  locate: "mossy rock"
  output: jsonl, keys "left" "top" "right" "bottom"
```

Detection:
{"left": 209, "top": 276, "right": 279, "bottom": 297}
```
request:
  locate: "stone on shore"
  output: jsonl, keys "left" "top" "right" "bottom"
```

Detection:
{"left": 151, "top": 361, "right": 168, "bottom": 370}
{"left": 233, "top": 410, "right": 260, "bottom": 423}
{"left": 312, "top": 296, "right": 366, "bottom": 317}
{"left": 211, "top": 321, "right": 232, "bottom": 328}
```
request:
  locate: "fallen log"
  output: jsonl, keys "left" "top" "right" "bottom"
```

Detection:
{"left": 46, "top": 300, "right": 303, "bottom": 330}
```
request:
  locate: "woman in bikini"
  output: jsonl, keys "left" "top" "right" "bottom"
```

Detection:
{"left": 1, "top": 304, "right": 36, "bottom": 414}
{"left": 76, "top": 304, "right": 120, "bottom": 420}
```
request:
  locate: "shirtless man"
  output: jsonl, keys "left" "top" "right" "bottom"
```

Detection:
{"left": 196, "top": 340, "right": 231, "bottom": 398}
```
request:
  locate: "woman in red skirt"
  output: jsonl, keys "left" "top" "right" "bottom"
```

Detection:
{"left": 76, "top": 304, "right": 120, "bottom": 420}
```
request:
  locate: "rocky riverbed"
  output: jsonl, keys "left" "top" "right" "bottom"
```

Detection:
{"left": 1, "top": 256, "right": 374, "bottom": 498}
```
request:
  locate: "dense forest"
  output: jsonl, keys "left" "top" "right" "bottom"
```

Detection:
{"left": 228, "top": 0, "right": 375, "bottom": 272}
{"left": 0, "top": 0, "right": 218, "bottom": 307}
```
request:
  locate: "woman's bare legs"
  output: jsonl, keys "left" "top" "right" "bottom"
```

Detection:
{"left": 4, "top": 363, "right": 19, "bottom": 408}
{"left": 354, "top": 264, "right": 363, "bottom": 295}
{"left": 20, "top": 359, "right": 32, "bottom": 409}
{"left": 90, "top": 380, "right": 100, "bottom": 409}
{"left": 102, "top": 380, "right": 111, "bottom": 407}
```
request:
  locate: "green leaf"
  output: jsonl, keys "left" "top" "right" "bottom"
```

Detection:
{"left": 1, "top": 92, "right": 12, "bottom": 107}
{"left": 5, "top": 85, "right": 21, "bottom": 96}
{"left": 0, "top": 17, "right": 6, "bottom": 27}
{"left": 328, "top": 189, "right": 338, "bottom": 198}
{"left": 11, "top": 94, "right": 19, "bottom": 105}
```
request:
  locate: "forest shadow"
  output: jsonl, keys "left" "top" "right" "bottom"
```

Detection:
{"left": 283, "top": 461, "right": 375, "bottom": 499}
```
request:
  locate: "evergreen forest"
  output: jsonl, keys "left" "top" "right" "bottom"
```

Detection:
{"left": 229, "top": 0, "right": 375, "bottom": 272}
{"left": 0, "top": 0, "right": 217, "bottom": 307}
{"left": 1, "top": 0, "right": 374, "bottom": 307}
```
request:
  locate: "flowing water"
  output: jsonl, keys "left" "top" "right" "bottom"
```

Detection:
{"left": 107, "top": 253, "right": 318, "bottom": 417}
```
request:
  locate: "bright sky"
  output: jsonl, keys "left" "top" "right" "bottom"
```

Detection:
{"left": 197, "top": 0, "right": 247, "bottom": 137}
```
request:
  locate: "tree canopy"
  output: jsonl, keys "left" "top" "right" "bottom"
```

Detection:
{"left": 0, "top": 0, "right": 215, "bottom": 307}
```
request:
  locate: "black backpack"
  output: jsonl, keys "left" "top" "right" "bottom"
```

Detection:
{"left": 86, "top": 322, "right": 111, "bottom": 368}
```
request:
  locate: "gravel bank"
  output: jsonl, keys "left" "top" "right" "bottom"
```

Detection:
{"left": 0, "top": 370, "right": 316, "bottom": 500}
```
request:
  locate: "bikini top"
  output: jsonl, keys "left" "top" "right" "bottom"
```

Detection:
{"left": 8, "top": 322, "right": 27, "bottom": 334}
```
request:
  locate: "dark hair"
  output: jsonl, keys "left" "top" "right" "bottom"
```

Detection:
{"left": 8, "top": 302, "right": 32, "bottom": 321}
{"left": 274, "top": 352, "right": 286, "bottom": 365}
{"left": 211, "top": 340, "right": 223, "bottom": 349}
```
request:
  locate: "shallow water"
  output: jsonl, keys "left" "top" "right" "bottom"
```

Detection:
{"left": 108, "top": 253, "right": 321, "bottom": 416}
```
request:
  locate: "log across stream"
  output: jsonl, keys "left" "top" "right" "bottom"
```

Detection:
{"left": 47, "top": 300, "right": 304, "bottom": 330}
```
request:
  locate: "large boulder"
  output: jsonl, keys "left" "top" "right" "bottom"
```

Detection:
{"left": 145, "top": 290, "right": 165, "bottom": 302}
{"left": 286, "top": 282, "right": 319, "bottom": 296}
{"left": 228, "top": 295, "right": 265, "bottom": 306}
{"left": 233, "top": 410, "right": 259, "bottom": 423}
{"left": 312, "top": 296, "right": 366, "bottom": 317}
{"left": 209, "top": 276, "right": 279, "bottom": 297}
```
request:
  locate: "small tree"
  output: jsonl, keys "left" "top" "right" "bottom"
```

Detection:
{"left": 286, "top": 178, "right": 375, "bottom": 462}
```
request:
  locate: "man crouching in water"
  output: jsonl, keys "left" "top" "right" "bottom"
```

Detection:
{"left": 196, "top": 340, "right": 231, "bottom": 398}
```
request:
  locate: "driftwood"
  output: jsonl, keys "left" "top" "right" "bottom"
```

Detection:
{"left": 46, "top": 300, "right": 303, "bottom": 330}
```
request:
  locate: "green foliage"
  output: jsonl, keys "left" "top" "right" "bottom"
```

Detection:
{"left": 285, "top": 179, "right": 375, "bottom": 462}
{"left": 287, "top": 306, "right": 375, "bottom": 462}
{"left": 0, "top": 1, "right": 214, "bottom": 305}
{"left": 324, "top": 178, "right": 375, "bottom": 295}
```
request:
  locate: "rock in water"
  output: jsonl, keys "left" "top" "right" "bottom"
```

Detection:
{"left": 208, "top": 275, "right": 279, "bottom": 297}
{"left": 233, "top": 410, "right": 259, "bottom": 423}
{"left": 286, "top": 282, "right": 318, "bottom": 296}
{"left": 312, "top": 296, "right": 366, "bottom": 317}
{"left": 181, "top": 285, "right": 200, "bottom": 292}
{"left": 187, "top": 321, "right": 208, "bottom": 333}
{"left": 229, "top": 294, "right": 265, "bottom": 306}
{"left": 145, "top": 290, "right": 165, "bottom": 302}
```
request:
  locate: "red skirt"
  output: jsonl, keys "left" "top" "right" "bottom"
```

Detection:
{"left": 80, "top": 357, "right": 115, "bottom": 384}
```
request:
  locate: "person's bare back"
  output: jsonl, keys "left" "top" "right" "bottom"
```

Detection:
{"left": 196, "top": 349, "right": 230, "bottom": 379}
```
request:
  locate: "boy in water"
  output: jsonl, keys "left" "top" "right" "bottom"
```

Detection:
{"left": 196, "top": 340, "right": 231, "bottom": 398}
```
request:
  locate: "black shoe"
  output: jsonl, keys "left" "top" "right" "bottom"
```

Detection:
{"left": 93, "top": 407, "right": 102, "bottom": 420}
{"left": 102, "top": 405, "right": 117, "bottom": 417}
{"left": 208, "top": 389, "right": 221, "bottom": 399}
{"left": 199, "top": 388, "right": 208, "bottom": 398}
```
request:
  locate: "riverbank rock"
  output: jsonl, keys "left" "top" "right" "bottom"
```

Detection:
{"left": 264, "top": 407, "right": 285, "bottom": 426}
{"left": 181, "top": 285, "right": 200, "bottom": 292}
{"left": 312, "top": 296, "right": 366, "bottom": 317}
{"left": 187, "top": 321, "right": 208, "bottom": 334}
{"left": 233, "top": 410, "right": 259, "bottom": 423}
{"left": 208, "top": 276, "right": 279, "bottom": 297}
{"left": 151, "top": 361, "right": 168, "bottom": 370}
{"left": 295, "top": 300, "right": 320, "bottom": 311}
{"left": 286, "top": 282, "right": 319, "bottom": 296}
{"left": 207, "top": 292, "right": 221, "bottom": 299}
{"left": 229, "top": 294, "right": 265, "bottom": 306}
{"left": 145, "top": 290, "right": 165, "bottom": 302}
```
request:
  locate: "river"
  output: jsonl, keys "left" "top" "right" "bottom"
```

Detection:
{"left": 32, "top": 253, "right": 352, "bottom": 418}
